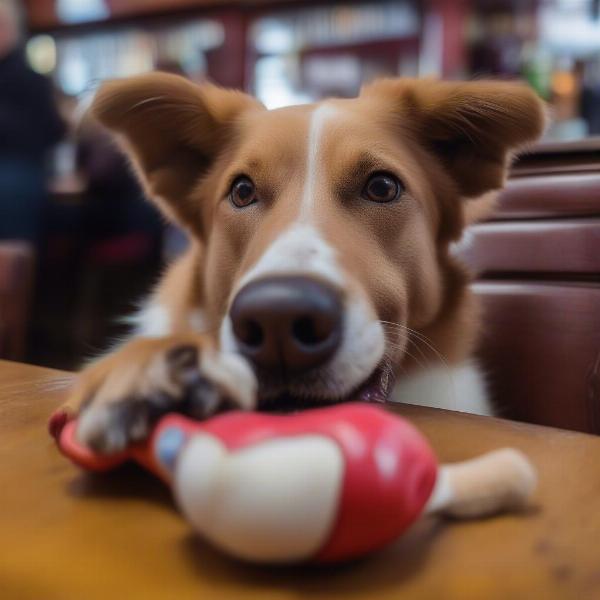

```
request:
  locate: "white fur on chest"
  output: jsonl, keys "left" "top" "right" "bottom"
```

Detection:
{"left": 391, "top": 361, "right": 492, "bottom": 416}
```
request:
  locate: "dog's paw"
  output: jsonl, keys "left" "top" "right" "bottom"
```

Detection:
{"left": 66, "top": 336, "right": 256, "bottom": 454}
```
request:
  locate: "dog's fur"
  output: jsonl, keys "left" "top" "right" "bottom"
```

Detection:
{"left": 65, "top": 74, "right": 545, "bottom": 453}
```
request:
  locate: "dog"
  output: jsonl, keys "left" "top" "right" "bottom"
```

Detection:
{"left": 63, "top": 73, "right": 545, "bottom": 453}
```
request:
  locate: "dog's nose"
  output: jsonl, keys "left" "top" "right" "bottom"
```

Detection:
{"left": 229, "top": 276, "right": 342, "bottom": 374}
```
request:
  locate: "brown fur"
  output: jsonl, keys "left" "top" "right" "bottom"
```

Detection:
{"left": 64, "top": 73, "right": 545, "bottom": 448}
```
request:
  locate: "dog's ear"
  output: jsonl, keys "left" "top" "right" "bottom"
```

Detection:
{"left": 362, "top": 78, "right": 546, "bottom": 198}
{"left": 91, "top": 72, "right": 263, "bottom": 229}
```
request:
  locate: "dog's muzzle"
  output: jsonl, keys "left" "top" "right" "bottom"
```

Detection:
{"left": 229, "top": 275, "right": 343, "bottom": 375}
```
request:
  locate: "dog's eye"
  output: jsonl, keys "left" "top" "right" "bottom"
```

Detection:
{"left": 363, "top": 173, "right": 403, "bottom": 203}
{"left": 230, "top": 176, "right": 257, "bottom": 208}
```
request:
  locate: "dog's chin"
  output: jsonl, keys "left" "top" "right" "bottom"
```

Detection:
{"left": 257, "top": 364, "right": 395, "bottom": 413}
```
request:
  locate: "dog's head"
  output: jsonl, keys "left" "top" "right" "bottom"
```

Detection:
{"left": 92, "top": 74, "right": 545, "bottom": 408}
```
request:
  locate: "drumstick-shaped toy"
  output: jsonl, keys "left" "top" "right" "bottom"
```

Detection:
{"left": 50, "top": 403, "right": 536, "bottom": 563}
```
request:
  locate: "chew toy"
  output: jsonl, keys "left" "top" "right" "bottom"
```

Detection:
{"left": 50, "top": 404, "right": 536, "bottom": 563}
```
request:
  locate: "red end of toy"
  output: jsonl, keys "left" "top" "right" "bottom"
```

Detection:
{"left": 48, "top": 410, "right": 70, "bottom": 441}
{"left": 314, "top": 404, "right": 438, "bottom": 562}
{"left": 49, "top": 410, "right": 132, "bottom": 472}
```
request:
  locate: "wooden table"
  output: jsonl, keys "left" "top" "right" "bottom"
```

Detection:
{"left": 2, "top": 360, "right": 600, "bottom": 599}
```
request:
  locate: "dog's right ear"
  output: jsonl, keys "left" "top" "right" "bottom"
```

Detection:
{"left": 91, "top": 73, "right": 263, "bottom": 230}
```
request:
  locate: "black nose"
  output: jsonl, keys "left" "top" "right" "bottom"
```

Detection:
{"left": 229, "top": 276, "right": 343, "bottom": 374}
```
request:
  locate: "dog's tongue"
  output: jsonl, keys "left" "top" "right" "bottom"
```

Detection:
{"left": 355, "top": 367, "right": 394, "bottom": 404}
{"left": 357, "top": 379, "right": 387, "bottom": 404}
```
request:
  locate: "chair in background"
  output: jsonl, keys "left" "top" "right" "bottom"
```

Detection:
{"left": 0, "top": 242, "right": 34, "bottom": 361}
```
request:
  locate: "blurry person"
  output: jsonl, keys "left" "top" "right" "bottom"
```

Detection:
{"left": 0, "top": 0, "right": 65, "bottom": 242}
{"left": 76, "top": 117, "right": 162, "bottom": 250}
{"left": 73, "top": 115, "right": 163, "bottom": 355}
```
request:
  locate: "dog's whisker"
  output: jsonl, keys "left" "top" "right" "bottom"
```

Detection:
{"left": 381, "top": 329, "right": 429, "bottom": 371}
{"left": 379, "top": 319, "right": 463, "bottom": 411}
{"left": 383, "top": 343, "right": 427, "bottom": 375}
{"left": 379, "top": 320, "right": 451, "bottom": 370}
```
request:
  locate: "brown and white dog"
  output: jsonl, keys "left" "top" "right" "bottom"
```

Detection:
{"left": 65, "top": 74, "right": 545, "bottom": 453}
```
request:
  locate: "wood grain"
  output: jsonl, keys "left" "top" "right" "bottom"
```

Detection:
{"left": 1, "top": 360, "right": 600, "bottom": 599}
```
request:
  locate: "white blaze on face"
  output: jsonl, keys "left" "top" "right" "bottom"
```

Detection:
{"left": 232, "top": 104, "right": 344, "bottom": 289}
{"left": 300, "top": 103, "right": 339, "bottom": 221}
{"left": 236, "top": 223, "right": 345, "bottom": 290}
{"left": 220, "top": 103, "right": 385, "bottom": 398}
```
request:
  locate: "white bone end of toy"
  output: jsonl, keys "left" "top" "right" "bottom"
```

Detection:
{"left": 426, "top": 448, "right": 537, "bottom": 519}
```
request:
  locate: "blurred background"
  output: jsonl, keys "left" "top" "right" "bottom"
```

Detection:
{"left": 0, "top": 0, "right": 599, "bottom": 371}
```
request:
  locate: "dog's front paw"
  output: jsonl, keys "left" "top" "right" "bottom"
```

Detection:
{"left": 66, "top": 336, "right": 256, "bottom": 454}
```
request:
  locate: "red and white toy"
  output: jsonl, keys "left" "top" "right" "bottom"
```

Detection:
{"left": 50, "top": 404, "right": 536, "bottom": 563}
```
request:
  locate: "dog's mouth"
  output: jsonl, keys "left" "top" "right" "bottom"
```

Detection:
{"left": 257, "top": 364, "right": 395, "bottom": 413}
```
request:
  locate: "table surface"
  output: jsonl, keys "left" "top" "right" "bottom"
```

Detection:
{"left": 2, "top": 360, "right": 600, "bottom": 600}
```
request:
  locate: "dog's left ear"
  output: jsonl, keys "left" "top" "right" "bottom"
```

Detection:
{"left": 91, "top": 72, "right": 263, "bottom": 230}
{"left": 362, "top": 78, "right": 546, "bottom": 198}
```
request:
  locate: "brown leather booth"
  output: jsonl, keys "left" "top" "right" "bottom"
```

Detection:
{"left": 460, "top": 138, "right": 600, "bottom": 434}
